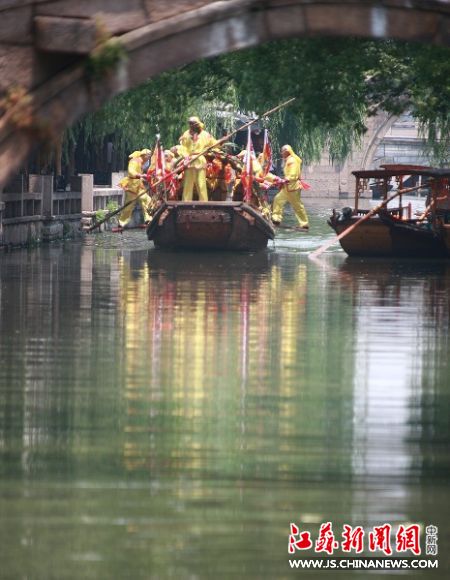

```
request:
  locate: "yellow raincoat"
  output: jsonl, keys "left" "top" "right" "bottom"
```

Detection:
{"left": 272, "top": 145, "right": 309, "bottom": 228}
{"left": 238, "top": 150, "right": 264, "bottom": 178}
{"left": 179, "top": 119, "right": 217, "bottom": 201}
{"left": 118, "top": 149, "right": 152, "bottom": 227}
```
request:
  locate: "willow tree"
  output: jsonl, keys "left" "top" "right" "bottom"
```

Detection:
{"left": 67, "top": 37, "right": 450, "bottom": 170}
{"left": 218, "top": 38, "right": 450, "bottom": 164}
{"left": 65, "top": 58, "right": 237, "bottom": 170}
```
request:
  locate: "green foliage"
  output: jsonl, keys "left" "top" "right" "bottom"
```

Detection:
{"left": 72, "top": 61, "right": 237, "bottom": 164}
{"left": 71, "top": 38, "right": 450, "bottom": 167}
{"left": 408, "top": 45, "right": 450, "bottom": 164}
{"left": 95, "top": 208, "right": 107, "bottom": 222}
{"left": 86, "top": 39, "right": 127, "bottom": 79}
{"left": 95, "top": 200, "right": 119, "bottom": 223}
{"left": 106, "top": 200, "right": 119, "bottom": 212}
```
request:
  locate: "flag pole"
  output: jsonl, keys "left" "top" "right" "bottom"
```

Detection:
{"left": 87, "top": 97, "right": 296, "bottom": 232}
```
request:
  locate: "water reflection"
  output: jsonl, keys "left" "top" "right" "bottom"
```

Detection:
{"left": 334, "top": 260, "right": 447, "bottom": 476}
{"left": 0, "top": 238, "right": 449, "bottom": 578}
{"left": 118, "top": 250, "right": 313, "bottom": 482}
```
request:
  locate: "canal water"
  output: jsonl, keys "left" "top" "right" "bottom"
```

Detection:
{"left": 0, "top": 199, "right": 448, "bottom": 579}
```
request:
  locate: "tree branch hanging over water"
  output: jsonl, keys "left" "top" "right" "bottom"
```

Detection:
{"left": 68, "top": 38, "right": 450, "bottom": 166}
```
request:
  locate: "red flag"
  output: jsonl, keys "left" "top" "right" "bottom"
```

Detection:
{"left": 261, "top": 129, "right": 272, "bottom": 177}
{"left": 155, "top": 136, "right": 165, "bottom": 180}
{"left": 148, "top": 135, "right": 165, "bottom": 179}
{"left": 147, "top": 135, "right": 167, "bottom": 197}
{"left": 241, "top": 126, "right": 254, "bottom": 202}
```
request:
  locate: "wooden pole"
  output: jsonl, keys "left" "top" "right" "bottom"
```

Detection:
{"left": 309, "top": 182, "right": 430, "bottom": 260}
{"left": 87, "top": 98, "right": 296, "bottom": 232}
{"left": 417, "top": 198, "right": 434, "bottom": 222}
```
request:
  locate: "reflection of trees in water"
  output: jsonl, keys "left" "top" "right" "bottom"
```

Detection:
{"left": 337, "top": 258, "right": 450, "bottom": 484}
{"left": 413, "top": 265, "right": 450, "bottom": 482}
{"left": 0, "top": 244, "right": 126, "bottom": 479}
{"left": 0, "top": 247, "right": 84, "bottom": 477}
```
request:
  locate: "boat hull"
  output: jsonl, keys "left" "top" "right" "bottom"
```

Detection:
{"left": 147, "top": 201, "right": 275, "bottom": 251}
{"left": 329, "top": 216, "right": 393, "bottom": 257}
{"left": 329, "top": 214, "right": 447, "bottom": 257}
{"left": 379, "top": 213, "right": 447, "bottom": 257}
{"left": 438, "top": 224, "right": 450, "bottom": 255}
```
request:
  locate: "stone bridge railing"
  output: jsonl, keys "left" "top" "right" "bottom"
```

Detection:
{"left": 0, "top": 173, "right": 124, "bottom": 247}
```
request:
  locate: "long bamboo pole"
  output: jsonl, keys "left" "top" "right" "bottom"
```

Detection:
{"left": 309, "top": 182, "right": 430, "bottom": 259}
{"left": 417, "top": 198, "right": 434, "bottom": 222}
{"left": 87, "top": 97, "right": 296, "bottom": 232}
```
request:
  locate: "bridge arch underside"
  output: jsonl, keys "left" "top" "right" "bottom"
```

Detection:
{"left": 1, "top": 0, "right": 449, "bottom": 187}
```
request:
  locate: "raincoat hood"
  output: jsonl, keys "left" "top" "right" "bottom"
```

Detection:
{"left": 188, "top": 116, "right": 205, "bottom": 130}
{"left": 282, "top": 144, "right": 301, "bottom": 164}
{"left": 129, "top": 148, "right": 151, "bottom": 159}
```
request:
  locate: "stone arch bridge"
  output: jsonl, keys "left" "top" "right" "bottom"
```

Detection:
{"left": 1, "top": 0, "right": 449, "bottom": 188}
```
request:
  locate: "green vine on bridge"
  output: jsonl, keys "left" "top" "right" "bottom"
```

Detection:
{"left": 86, "top": 39, "right": 127, "bottom": 79}
{"left": 85, "top": 22, "right": 127, "bottom": 80}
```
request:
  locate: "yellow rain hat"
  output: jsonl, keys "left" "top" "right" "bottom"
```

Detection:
{"left": 129, "top": 148, "right": 152, "bottom": 159}
{"left": 188, "top": 116, "right": 205, "bottom": 130}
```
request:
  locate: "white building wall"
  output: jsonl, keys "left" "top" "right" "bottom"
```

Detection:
{"left": 302, "top": 114, "right": 432, "bottom": 198}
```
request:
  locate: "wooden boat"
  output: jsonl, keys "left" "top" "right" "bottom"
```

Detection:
{"left": 146, "top": 201, "right": 275, "bottom": 251}
{"left": 376, "top": 211, "right": 447, "bottom": 257}
{"left": 428, "top": 170, "right": 450, "bottom": 255}
{"left": 328, "top": 165, "right": 450, "bottom": 257}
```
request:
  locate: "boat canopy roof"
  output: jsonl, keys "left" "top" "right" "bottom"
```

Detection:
{"left": 352, "top": 165, "right": 450, "bottom": 179}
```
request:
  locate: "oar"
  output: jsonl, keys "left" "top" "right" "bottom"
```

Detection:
{"left": 87, "top": 97, "right": 296, "bottom": 232}
{"left": 417, "top": 198, "right": 434, "bottom": 222}
{"left": 417, "top": 191, "right": 450, "bottom": 222}
{"left": 309, "top": 182, "right": 429, "bottom": 259}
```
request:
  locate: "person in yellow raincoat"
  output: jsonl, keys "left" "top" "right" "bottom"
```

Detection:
{"left": 238, "top": 149, "right": 264, "bottom": 177}
{"left": 178, "top": 117, "right": 217, "bottom": 201}
{"left": 272, "top": 145, "right": 309, "bottom": 230}
{"left": 118, "top": 149, "right": 153, "bottom": 228}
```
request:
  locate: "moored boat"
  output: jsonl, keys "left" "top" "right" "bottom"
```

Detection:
{"left": 438, "top": 223, "right": 450, "bottom": 254}
{"left": 377, "top": 211, "right": 447, "bottom": 257}
{"left": 146, "top": 200, "right": 275, "bottom": 251}
{"left": 328, "top": 165, "right": 450, "bottom": 258}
